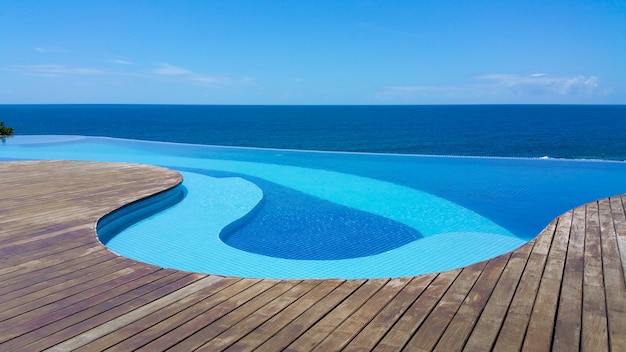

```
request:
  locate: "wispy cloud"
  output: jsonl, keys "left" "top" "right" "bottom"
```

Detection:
{"left": 476, "top": 73, "right": 603, "bottom": 96}
{"left": 377, "top": 73, "right": 608, "bottom": 103}
{"left": 108, "top": 59, "right": 133, "bottom": 65}
{"left": 8, "top": 64, "right": 105, "bottom": 77}
{"left": 154, "top": 63, "right": 192, "bottom": 76}
{"left": 153, "top": 63, "right": 252, "bottom": 85}
{"left": 33, "top": 46, "right": 68, "bottom": 54}
{"left": 6, "top": 62, "right": 252, "bottom": 89}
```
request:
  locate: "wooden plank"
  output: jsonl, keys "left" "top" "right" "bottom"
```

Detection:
{"left": 552, "top": 205, "right": 585, "bottom": 350}
{"left": 312, "top": 277, "right": 412, "bottom": 351}
{"left": 0, "top": 249, "right": 113, "bottom": 296}
{"left": 0, "top": 224, "right": 89, "bottom": 249}
{"left": 222, "top": 279, "right": 343, "bottom": 351}
{"left": 196, "top": 280, "right": 321, "bottom": 351}
{"left": 344, "top": 275, "right": 435, "bottom": 350}
{"left": 46, "top": 275, "right": 225, "bottom": 352}
{"left": 612, "top": 196, "right": 626, "bottom": 282}
{"left": 0, "top": 259, "right": 141, "bottom": 326}
{"left": 0, "top": 161, "right": 185, "bottom": 351}
{"left": 126, "top": 279, "right": 273, "bottom": 351}
{"left": 375, "top": 269, "right": 461, "bottom": 351}
{"left": 404, "top": 261, "right": 487, "bottom": 351}
{"left": 16, "top": 265, "right": 161, "bottom": 330}
{"left": 0, "top": 264, "right": 159, "bottom": 341}
{"left": 464, "top": 220, "right": 546, "bottom": 350}
{"left": 508, "top": 210, "right": 571, "bottom": 351}
{"left": 602, "top": 197, "right": 626, "bottom": 351}
{"left": 167, "top": 280, "right": 302, "bottom": 351}
{"left": 285, "top": 279, "right": 389, "bottom": 351}
{"left": 254, "top": 280, "right": 365, "bottom": 352}
{"left": 581, "top": 201, "right": 609, "bottom": 351}
{"left": 75, "top": 276, "right": 247, "bottom": 351}
{"left": 1, "top": 232, "right": 99, "bottom": 266}
{"left": 0, "top": 226, "right": 94, "bottom": 257}
{"left": 21, "top": 272, "right": 204, "bottom": 352}
{"left": 434, "top": 253, "right": 511, "bottom": 351}
{"left": 2, "top": 160, "right": 626, "bottom": 351}
{"left": 0, "top": 263, "right": 22, "bottom": 277}
{"left": 0, "top": 269, "right": 182, "bottom": 350}
{"left": 0, "top": 243, "right": 106, "bottom": 284}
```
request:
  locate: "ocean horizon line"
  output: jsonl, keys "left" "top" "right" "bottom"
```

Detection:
{"left": 2, "top": 104, "right": 625, "bottom": 161}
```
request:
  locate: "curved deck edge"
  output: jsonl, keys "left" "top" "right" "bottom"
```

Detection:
{"left": 0, "top": 160, "right": 625, "bottom": 351}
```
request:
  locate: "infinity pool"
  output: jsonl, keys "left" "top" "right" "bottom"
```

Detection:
{"left": 3, "top": 135, "right": 626, "bottom": 279}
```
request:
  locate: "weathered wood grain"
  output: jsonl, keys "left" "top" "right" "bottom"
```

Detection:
{"left": 0, "top": 160, "right": 624, "bottom": 351}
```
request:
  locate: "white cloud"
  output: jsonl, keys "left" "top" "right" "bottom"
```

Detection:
{"left": 154, "top": 63, "right": 192, "bottom": 76}
{"left": 33, "top": 46, "right": 68, "bottom": 54}
{"left": 5, "top": 62, "right": 252, "bottom": 89}
{"left": 153, "top": 63, "right": 252, "bottom": 85}
{"left": 8, "top": 64, "right": 105, "bottom": 77}
{"left": 108, "top": 59, "right": 133, "bottom": 65}
{"left": 377, "top": 73, "right": 608, "bottom": 103}
{"left": 476, "top": 73, "right": 602, "bottom": 96}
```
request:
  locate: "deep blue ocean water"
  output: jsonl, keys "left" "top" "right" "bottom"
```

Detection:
{"left": 2, "top": 104, "right": 625, "bottom": 159}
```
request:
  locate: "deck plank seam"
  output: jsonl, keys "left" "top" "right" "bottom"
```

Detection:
{"left": 581, "top": 200, "right": 609, "bottom": 351}
{"left": 88, "top": 276, "right": 249, "bottom": 352}
{"left": 35, "top": 272, "right": 206, "bottom": 352}
{"left": 447, "top": 252, "right": 514, "bottom": 351}
{"left": 0, "top": 265, "right": 166, "bottom": 347}
{"left": 286, "top": 279, "right": 388, "bottom": 351}
{"left": 201, "top": 279, "right": 324, "bottom": 351}
{"left": 488, "top": 246, "right": 536, "bottom": 350}
{"left": 616, "top": 196, "right": 626, "bottom": 281}
{"left": 500, "top": 217, "right": 556, "bottom": 350}
{"left": 233, "top": 279, "right": 346, "bottom": 351}
{"left": 173, "top": 280, "right": 305, "bottom": 351}
{"left": 421, "top": 261, "right": 489, "bottom": 351}
{"left": 2, "top": 161, "right": 624, "bottom": 351}
{"left": 398, "top": 270, "right": 462, "bottom": 351}
{"left": 44, "top": 274, "right": 221, "bottom": 351}
{"left": 1, "top": 269, "right": 188, "bottom": 351}
{"left": 606, "top": 196, "right": 626, "bottom": 351}
{"left": 554, "top": 205, "right": 586, "bottom": 350}
{"left": 0, "top": 260, "right": 149, "bottom": 331}
{"left": 150, "top": 278, "right": 276, "bottom": 351}
{"left": 542, "top": 213, "right": 573, "bottom": 351}
{"left": 345, "top": 277, "right": 421, "bottom": 350}
{"left": 369, "top": 274, "right": 437, "bottom": 351}
{"left": 0, "top": 253, "right": 121, "bottom": 301}
{"left": 0, "top": 255, "right": 129, "bottom": 305}
{"left": 314, "top": 277, "right": 414, "bottom": 351}
{"left": 293, "top": 279, "right": 365, "bottom": 346}
{"left": 1, "top": 238, "right": 103, "bottom": 267}
{"left": 255, "top": 279, "right": 365, "bottom": 351}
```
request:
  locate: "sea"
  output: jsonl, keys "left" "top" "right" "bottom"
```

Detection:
{"left": 1, "top": 104, "right": 625, "bottom": 160}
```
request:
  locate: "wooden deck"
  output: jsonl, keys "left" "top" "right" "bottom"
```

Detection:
{"left": 1, "top": 160, "right": 625, "bottom": 351}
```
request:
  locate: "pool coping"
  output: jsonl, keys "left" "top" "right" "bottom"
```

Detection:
{"left": 1, "top": 160, "right": 625, "bottom": 350}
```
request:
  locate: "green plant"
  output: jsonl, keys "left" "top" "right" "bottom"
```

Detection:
{"left": 0, "top": 121, "right": 14, "bottom": 136}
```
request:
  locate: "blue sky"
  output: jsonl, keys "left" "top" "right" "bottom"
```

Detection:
{"left": 1, "top": 0, "right": 624, "bottom": 104}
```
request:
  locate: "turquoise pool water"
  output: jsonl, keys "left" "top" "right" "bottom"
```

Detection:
{"left": 3, "top": 135, "right": 626, "bottom": 279}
